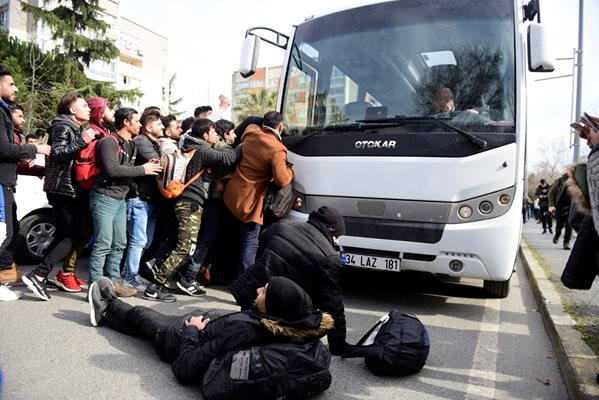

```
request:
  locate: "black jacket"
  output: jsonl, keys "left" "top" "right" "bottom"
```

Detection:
{"left": 43, "top": 114, "right": 88, "bottom": 198}
{"left": 0, "top": 102, "right": 36, "bottom": 187}
{"left": 132, "top": 134, "right": 160, "bottom": 201}
{"left": 178, "top": 134, "right": 239, "bottom": 206}
{"left": 229, "top": 220, "right": 347, "bottom": 354}
{"left": 155, "top": 309, "right": 333, "bottom": 385}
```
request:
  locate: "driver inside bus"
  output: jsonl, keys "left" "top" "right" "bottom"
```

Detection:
{"left": 433, "top": 87, "right": 455, "bottom": 113}
{"left": 433, "top": 87, "right": 492, "bottom": 125}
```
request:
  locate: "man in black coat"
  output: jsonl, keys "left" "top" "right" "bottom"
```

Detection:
{"left": 89, "top": 275, "right": 333, "bottom": 384}
{"left": 228, "top": 206, "right": 348, "bottom": 355}
{"left": 0, "top": 67, "right": 51, "bottom": 301}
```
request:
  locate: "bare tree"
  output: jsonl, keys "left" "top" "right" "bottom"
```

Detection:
{"left": 528, "top": 137, "right": 571, "bottom": 191}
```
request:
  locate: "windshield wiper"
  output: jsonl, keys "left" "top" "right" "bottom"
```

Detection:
{"left": 284, "top": 123, "right": 365, "bottom": 150}
{"left": 355, "top": 115, "right": 488, "bottom": 148}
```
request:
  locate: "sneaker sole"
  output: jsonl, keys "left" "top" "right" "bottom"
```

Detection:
{"left": 176, "top": 281, "right": 206, "bottom": 297}
{"left": 88, "top": 282, "right": 99, "bottom": 327}
{"left": 51, "top": 278, "right": 82, "bottom": 293}
{"left": 22, "top": 275, "right": 50, "bottom": 301}
{"left": 142, "top": 294, "right": 177, "bottom": 303}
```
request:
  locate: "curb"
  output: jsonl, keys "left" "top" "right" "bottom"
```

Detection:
{"left": 519, "top": 241, "right": 599, "bottom": 400}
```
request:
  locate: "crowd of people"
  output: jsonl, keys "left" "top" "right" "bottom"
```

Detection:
{"left": 0, "top": 65, "right": 349, "bottom": 347}
{"left": 522, "top": 175, "right": 573, "bottom": 250}
{"left": 0, "top": 66, "right": 354, "bottom": 391}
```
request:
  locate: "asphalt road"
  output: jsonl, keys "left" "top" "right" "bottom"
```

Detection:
{"left": 0, "top": 257, "right": 567, "bottom": 400}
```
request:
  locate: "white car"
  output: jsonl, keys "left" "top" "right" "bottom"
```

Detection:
{"left": 14, "top": 174, "right": 55, "bottom": 264}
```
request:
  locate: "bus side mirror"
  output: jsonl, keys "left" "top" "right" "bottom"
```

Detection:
{"left": 527, "top": 24, "right": 555, "bottom": 72}
{"left": 239, "top": 35, "right": 260, "bottom": 78}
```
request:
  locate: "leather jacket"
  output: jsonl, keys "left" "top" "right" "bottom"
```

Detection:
{"left": 43, "top": 115, "right": 88, "bottom": 198}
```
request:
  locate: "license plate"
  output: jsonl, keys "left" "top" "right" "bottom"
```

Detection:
{"left": 340, "top": 252, "right": 401, "bottom": 272}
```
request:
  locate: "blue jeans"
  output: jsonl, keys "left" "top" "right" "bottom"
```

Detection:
{"left": 238, "top": 221, "right": 261, "bottom": 273}
{"left": 88, "top": 191, "right": 127, "bottom": 284}
{"left": 123, "top": 197, "right": 156, "bottom": 281}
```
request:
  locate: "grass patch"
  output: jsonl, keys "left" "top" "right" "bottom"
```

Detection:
{"left": 573, "top": 320, "right": 599, "bottom": 356}
{"left": 524, "top": 240, "right": 553, "bottom": 280}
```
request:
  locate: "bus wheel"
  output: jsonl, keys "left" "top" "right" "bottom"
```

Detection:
{"left": 483, "top": 278, "right": 510, "bottom": 298}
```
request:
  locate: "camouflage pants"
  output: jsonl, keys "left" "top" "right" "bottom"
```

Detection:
{"left": 158, "top": 200, "right": 203, "bottom": 281}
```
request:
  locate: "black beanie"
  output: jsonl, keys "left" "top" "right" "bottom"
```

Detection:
{"left": 308, "top": 206, "right": 345, "bottom": 236}
{"left": 265, "top": 277, "right": 313, "bottom": 321}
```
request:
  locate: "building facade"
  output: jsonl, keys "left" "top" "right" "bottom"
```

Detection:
{"left": 231, "top": 65, "right": 281, "bottom": 124}
{"left": 0, "top": 0, "right": 169, "bottom": 112}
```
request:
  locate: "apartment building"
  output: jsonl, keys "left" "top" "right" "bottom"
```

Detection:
{"left": 0, "top": 0, "right": 168, "bottom": 111}
{"left": 231, "top": 65, "right": 281, "bottom": 123}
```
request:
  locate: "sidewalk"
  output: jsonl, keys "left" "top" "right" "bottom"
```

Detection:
{"left": 520, "top": 219, "right": 599, "bottom": 399}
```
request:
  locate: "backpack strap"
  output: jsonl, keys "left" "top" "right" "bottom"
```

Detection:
{"left": 179, "top": 148, "right": 212, "bottom": 191}
{"left": 341, "top": 312, "right": 390, "bottom": 359}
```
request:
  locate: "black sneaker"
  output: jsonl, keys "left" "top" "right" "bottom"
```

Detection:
{"left": 88, "top": 281, "right": 108, "bottom": 327}
{"left": 563, "top": 242, "right": 571, "bottom": 250}
{"left": 552, "top": 235, "right": 559, "bottom": 244}
{"left": 143, "top": 284, "right": 176, "bottom": 303}
{"left": 176, "top": 278, "right": 206, "bottom": 297}
{"left": 97, "top": 277, "right": 116, "bottom": 300}
{"left": 22, "top": 272, "right": 51, "bottom": 301}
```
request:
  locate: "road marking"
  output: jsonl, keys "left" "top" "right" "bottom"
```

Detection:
{"left": 465, "top": 298, "right": 501, "bottom": 399}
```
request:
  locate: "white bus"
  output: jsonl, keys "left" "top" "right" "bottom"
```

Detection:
{"left": 239, "top": 0, "right": 553, "bottom": 297}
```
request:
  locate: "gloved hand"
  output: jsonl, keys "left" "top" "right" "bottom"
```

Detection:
{"left": 328, "top": 340, "right": 349, "bottom": 356}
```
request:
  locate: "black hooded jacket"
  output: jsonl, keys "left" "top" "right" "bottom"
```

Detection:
{"left": 228, "top": 220, "right": 347, "bottom": 354}
{"left": 155, "top": 309, "right": 333, "bottom": 385}
{"left": 43, "top": 114, "right": 88, "bottom": 197}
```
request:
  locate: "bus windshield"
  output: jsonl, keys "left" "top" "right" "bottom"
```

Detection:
{"left": 282, "top": 0, "right": 515, "bottom": 138}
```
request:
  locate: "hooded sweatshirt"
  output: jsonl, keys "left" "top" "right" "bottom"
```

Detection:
{"left": 86, "top": 97, "right": 111, "bottom": 137}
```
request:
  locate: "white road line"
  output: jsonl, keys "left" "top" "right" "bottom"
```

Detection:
{"left": 465, "top": 298, "right": 501, "bottom": 399}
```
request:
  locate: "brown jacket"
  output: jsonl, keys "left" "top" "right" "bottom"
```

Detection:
{"left": 223, "top": 124, "right": 293, "bottom": 224}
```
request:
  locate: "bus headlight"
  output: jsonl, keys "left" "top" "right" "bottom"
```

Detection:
{"left": 479, "top": 201, "right": 493, "bottom": 214}
{"left": 447, "top": 186, "right": 516, "bottom": 223}
{"left": 458, "top": 205, "right": 472, "bottom": 219}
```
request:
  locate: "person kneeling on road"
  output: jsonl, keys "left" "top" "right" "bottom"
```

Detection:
{"left": 229, "top": 206, "right": 348, "bottom": 355}
{"left": 89, "top": 276, "right": 333, "bottom": 384}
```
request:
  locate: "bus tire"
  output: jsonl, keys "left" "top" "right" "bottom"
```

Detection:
{"left": 483, "top": 278, "right": 510, "bottom": 298}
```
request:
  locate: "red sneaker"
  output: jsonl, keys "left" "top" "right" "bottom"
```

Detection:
{"left": 74, "top": 275, "right": 88, "bottom": 289}
{"left": 55, "top": 271, "right": 82, "bottom": 292}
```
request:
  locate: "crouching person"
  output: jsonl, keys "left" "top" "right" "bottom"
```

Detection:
{"left": 88, "top": 276, "right": 333, "bottom": 385}
{"left": 229, "top": 206, "right": 348, "bottom": 355}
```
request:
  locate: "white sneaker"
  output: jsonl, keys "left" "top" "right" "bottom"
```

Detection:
{"left": 0, "top": 284, "right": 23, "bottom": 301}
{"left": 122, "top": 275, "right": 148, "bottom": 291}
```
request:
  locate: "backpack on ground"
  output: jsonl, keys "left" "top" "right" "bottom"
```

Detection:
{"left": 342, "top": 309, "right": 430, "bottom": 376}
{"left": 157, "top": 149, "right": 208, "bottom": 199}
{"left": 74, "top": 134, "right": 117, "bottom": 189}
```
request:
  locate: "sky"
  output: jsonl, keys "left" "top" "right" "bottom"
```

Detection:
{"left": 119, "top": 0, "right": 599, "bottom": 166}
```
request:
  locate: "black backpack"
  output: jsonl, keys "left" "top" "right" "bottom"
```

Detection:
{"left": 342, "top": 309, "right": 430, "bottom": 376}
{"left": 264, "top": 183, "right": 299, "bottom": 221}
{"left": 201, "top": 340, "right": 332, "bottom": 400}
